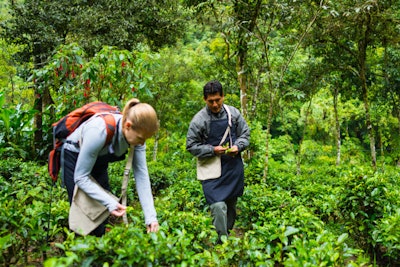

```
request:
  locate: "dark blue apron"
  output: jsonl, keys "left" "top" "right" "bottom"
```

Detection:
{"left": 201, "top": 115, "right": 244, "bottom": 204}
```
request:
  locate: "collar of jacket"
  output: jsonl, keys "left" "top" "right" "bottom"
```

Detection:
{"left": 206, "top": 105, "right": 226, "bottom": 119}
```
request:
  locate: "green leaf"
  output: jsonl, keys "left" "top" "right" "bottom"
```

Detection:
{"left": 284, "top": 226, "right": 299, "bottom": 237}
{"left": 337, "top": 233, "right": 348, "bottom": 244}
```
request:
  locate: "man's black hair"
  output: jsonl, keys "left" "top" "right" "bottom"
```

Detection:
{"left": 203, "top": 80, "right": 223, "bottom": 99}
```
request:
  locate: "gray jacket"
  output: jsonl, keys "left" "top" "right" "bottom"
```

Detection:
{"left": 186, "top": 104, "right": 250, "bottom": 158}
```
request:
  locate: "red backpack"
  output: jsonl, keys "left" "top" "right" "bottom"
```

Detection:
{"left": 48, "top": 101, "right": 121, "bottom": 182}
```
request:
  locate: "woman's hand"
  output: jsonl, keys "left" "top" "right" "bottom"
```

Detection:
{"left": 111, "top": 203, "right": 126, "bottom": 217}
{"left": 146, "top": 221, "right": 159, "bottom": 233}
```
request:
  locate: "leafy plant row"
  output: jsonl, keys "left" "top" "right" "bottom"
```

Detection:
{"left": 1, "top": 152, "right": 400, "bottom": 266}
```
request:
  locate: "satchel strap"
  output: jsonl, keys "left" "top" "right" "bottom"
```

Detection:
{"left": 121, "top": 146, "right": 134, "bottom": 224}
{"left": 224, "top": 104, "right": 232, "bottom": 127}
{"left": 218, "top": 105, "right": 232, "bottom": 146}
{"left": 218, "top": 126, "right": 230, "bottom": 146}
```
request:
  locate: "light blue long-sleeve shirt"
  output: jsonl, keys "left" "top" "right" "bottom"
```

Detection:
{"left": 63, "top": 114, "right": 157, "bottom": 225}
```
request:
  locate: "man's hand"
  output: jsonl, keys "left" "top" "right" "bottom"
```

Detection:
{"left": 214, "top": 145, "right": 228, "bottom": 155}
{"left": 225, "top": 145, "right": 239, "bottom": 156}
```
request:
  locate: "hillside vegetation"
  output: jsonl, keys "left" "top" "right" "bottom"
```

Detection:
{"left": 1, "top": 142, "right": 400, "bottom": 266}
{"left": 0, "top": 0, "right": 399, "bottom": 266}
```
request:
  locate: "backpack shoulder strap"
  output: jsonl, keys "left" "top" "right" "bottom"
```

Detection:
{"left": 98, "top": 113, "right": 117, "bottom": 145}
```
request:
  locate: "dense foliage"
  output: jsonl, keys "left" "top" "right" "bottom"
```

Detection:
{"left": 1, "top": 151, "right": 400, "bottom": 266}
{"left": 0, "top": 0, "right": 399, "bottom": 266}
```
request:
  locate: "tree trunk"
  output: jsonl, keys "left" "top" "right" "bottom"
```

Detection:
{"left": 296, "top": 98, "right": 313, "bottom": 175}
{"left": 33, "top": 51, "right": 54, "bottom": 158}
{"left": 237, "top": 48, "right": 248, "bottom": 119}
{"left": 152, "top": 131, "right": 159, "bottom": 161}
{"left": 384, "top": 45, "right": 400, "bottom": 167}
{"left": 358, "top": 13, "right": 376, "bottom": 169}
{"left": 333, "top": 86, "right": 341, "bottom": 166}
{"left": 360, "top": 66, "right": 376, "bottom": 169}
{"left": 33, "top": 86, "right": 43, "bottom": 153}
{"left": 234, "top": 0, "right": 262, "bottom": 119}
{"left": 263, "top": 91, "right": 275, "bottom": 182}
{"left": 397, "top": 110, "right": 400, "bottom": 167}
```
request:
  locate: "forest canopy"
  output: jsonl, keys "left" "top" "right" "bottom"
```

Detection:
{"left": 0, "top": 0, "right": 400, "bottom": 266}
{"left": 0, "top": 0, "right": 398, "bottom": 168}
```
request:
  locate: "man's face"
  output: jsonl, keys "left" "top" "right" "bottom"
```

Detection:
{"left": 204, "top": 93, "right": 224, "bottom": 114}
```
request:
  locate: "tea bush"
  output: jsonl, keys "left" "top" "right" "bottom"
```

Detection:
{"left": 45, "top": 214, "right": 215, "bottom": 266}
{"left": 236, "top": 183, "right": 370, "bottom": 266}
{"left": 1, "top": 154, "right": 400, "bottom": 266}
{"left": 300, "top": 140, "right": 336, "bottom": 166}
{"left": 0, "top": 157, "right": 24, "bottom": 180}
{"left": 337, "top": 167, "right": 400, "bottom": 246}
{"left": 244, "top": 121, "right": 268, "bottom": 184}
{"left": 0, "top": 160, "right": 67, "bottom": 265}
{"left": 371, "top": 208, "right": 400, "bottom": 265}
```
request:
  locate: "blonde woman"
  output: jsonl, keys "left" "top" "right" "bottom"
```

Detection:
{"left": 62, "top": 98, "right": 159, "bottom": 236}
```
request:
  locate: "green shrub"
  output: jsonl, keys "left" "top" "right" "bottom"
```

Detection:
{"left": 0, "top": 157, "right": 24, "bottom": 180}
{"left": 264, "top": 160, "right": 297, "bottom": 190}
{"left": 158, "top": 177, "right": 207, "bottom": 213}
{"left": 0, "top": 97, "right": 38, "bottom": 160}
{"left": 300, "top": 140, "right": 336, "bottom": 166}
{"left": 244, "top": 121, "right": 267, "bottom": 184}
{"left": 44, "top": 207, "right": 216, "bottom": 266}
{"left": 0, "top": 160, "right": 68, "bottom": 265}
{"left": 337, "top": 166, "right": 400, "bottom": 254}
{"left": 283, "top": 231, "right": 370, "bottom": 266}
{"left": 371, "top": 209, "right": 400, "bottom": 265}
{"left": 341, "top": 137, "right": 367, "bottom": 165}
{"left": 269, "top": 134, "right": 295, "bottom": 163}
{"left": 5, "top": 154, "right": 399, "bottom": 266}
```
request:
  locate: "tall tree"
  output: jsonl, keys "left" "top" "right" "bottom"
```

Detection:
{"left": 310, "top": 0, "right": 400, "bottom": 168}
{"left": 2, "top": 0, "right": 71, "bottom": 155}
{"left": 377, "top": 44, "right": 400, "bottom": 165}
{"left": 67, "top": 0, "right": 187, "bottom": 57}
{"left": 252, "top": 1, "right": 324, "bottom": 178}
{"left": 185, "top": 0, "right": 327, "bottom": 180}
{"left": 1, "top": 0, "right": 187, "bottom": 157}
{"left": 184, "top": 0, "right": 265, "bottom": 118}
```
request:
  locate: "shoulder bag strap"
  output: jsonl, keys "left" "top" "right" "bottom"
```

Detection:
{"left": 218, "top": 126, "right": 231, "bottom": 146}
{"left": 121, "top": 146, "right": 134, "bottom": 224}
{"left": 223, "top": 104, "right": 232, "bottom": 127}
{"left": 218, "top": 105, "right": 233, "bottom": 146}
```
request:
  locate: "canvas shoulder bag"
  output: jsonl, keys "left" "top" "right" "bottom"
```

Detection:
{"left": 68, "top": 175, "right": 119, "bottom": 236}
{"left": 69, "top": 147, "right": 134, "bottom": 236}
{"left": 196, "top": 105, "right": 232, "bottom": 181}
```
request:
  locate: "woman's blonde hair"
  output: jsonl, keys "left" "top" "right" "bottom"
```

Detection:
{"left": 122, "top": 98, "right": 159, "bottom": 135}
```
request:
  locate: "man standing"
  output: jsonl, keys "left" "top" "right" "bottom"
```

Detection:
{"left": 186, "top": 80, "right": 250, "bottom": 243}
